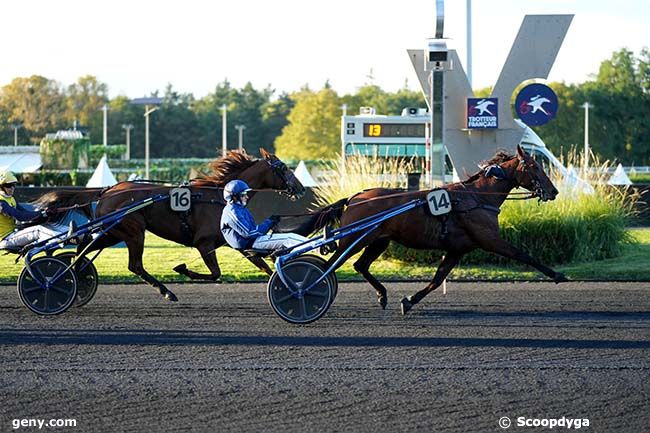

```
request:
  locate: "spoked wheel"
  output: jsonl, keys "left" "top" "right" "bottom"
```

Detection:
{"left": 17, "top": 257, "right": 77, "bottom": 315}
{"left": 294, "top": 255, "right": 338, "bottom": 303}
{"left": 56, "top": 252, "right": 98, "bottom": 307}
{"left": 267, "top": 257, "right": 337, "bottom": 324}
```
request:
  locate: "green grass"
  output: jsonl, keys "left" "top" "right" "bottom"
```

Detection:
{"left": 630, "top": 173, "right": 650, "bottom": 183}
{"left": 1, "top": 228, "right": 649, "bottom": 284}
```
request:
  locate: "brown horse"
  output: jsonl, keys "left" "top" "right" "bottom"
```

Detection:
{"left": 36, "top": 148, "right": 304, "bottom": 301}
{"left": 287, "top": 144, "right": 567, "bottom": 314}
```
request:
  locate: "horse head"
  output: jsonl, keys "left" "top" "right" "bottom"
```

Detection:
{"left": 203, "top": 149, "right": 305, "bottom": 200}
{"left": 256, "top": 148, "right": 305, "bottom": 200}
{"left": 511, "top": 144, "right": 559, "bottom": 201}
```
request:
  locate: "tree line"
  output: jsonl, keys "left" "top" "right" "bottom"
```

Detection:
{"left": 1, "top": 48, "right": 648, "bottom": 164}
{"left": 0, "top": 77, "right": 295, "bottom": 158}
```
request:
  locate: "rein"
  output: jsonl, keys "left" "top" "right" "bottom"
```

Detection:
{"left": 272, "top": 187, "right": 536, "bottom": 220}
{"left": 48, "top": 181, "right": 295, "bottom": 215}
{"left": 345, "top": 188, "right": 535, "bottom": 208}
{"left": 326, "top": 157, "right": 542, "bottom": 213}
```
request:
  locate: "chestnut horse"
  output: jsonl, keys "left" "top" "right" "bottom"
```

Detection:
{"left": 36, "top": 149, "right": 304, "bottom": 301}
{"left": 286, "top": 145, "right": 567, "bottom": 314}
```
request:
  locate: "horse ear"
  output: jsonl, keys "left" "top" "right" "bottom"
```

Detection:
{"left": 259, "top": 148, "right": 271, "bottom": 159}
{"left": 516, "top": 144, "right": 525, "bottom": 160}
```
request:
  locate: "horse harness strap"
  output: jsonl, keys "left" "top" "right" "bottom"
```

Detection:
{"left": 177, "top": 192, "right": 228, "bottom": 246}
{"left": 178, "top": 210, "right": 193, "bottom": 246}
{"left": 475, "top": 204, "right": 501, "bottom": 214}
{"left": 434, "top": 201, "right": 500, "bottom": 242}
{"left": 451, "top": 201, "right": 501, "bottom": 215}
{"left": 176, "top": 192, "right": 201, "bottom": 247}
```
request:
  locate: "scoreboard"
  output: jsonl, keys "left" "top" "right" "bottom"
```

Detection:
{"left": 342, "top": 108, "right": 434, "bottom": 157}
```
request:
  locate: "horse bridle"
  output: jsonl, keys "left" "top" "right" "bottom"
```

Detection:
{"left": 266, "top": 159, "right": 300, "bottom": 198}
{"left": 485, "top": 157, "right": 545, "bottom": 201}
{"left": 514, "top": 158, "right": 545, "bottom": 201}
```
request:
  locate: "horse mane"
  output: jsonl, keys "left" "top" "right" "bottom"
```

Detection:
{"left": 32, "top": 188, "right": 103, "bottom": 219}
{"left": 199, "top": 150, "right": 258, "bottom": 186}
{"left": 32, "top": 188, "right": 101, "bottom": 207}
{"left": 461, "top": 151, "right": 516, "bottom": 185}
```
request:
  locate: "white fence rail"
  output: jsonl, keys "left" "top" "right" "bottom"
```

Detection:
{"left": 602, "top": 166, "right": 650, "bottom": 174}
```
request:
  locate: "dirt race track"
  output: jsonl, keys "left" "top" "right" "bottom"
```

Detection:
{"left": 1, "top": 281, "right": 649, "bottom": 433}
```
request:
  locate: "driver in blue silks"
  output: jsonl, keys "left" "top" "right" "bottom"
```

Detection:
{"left": 220, "top": 179, "right": 308, "bottom": 252}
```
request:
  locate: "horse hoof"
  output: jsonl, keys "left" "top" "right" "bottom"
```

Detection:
{"left": 400, "top": 297, "right": 413, "bottom": 315}
{"left": 378, "top": 296, "right": 387, "bottom": 310}
{"left": 164, "top": 292, "right": 178, "bottom": 302}
{"left": 172, "top": 264, "right": 188, "bottom": 275}
{"left": 554, "top": 273, "right": 569, "bottom": 284}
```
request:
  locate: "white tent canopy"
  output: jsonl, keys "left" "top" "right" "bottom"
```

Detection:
{"left": 607, "top": 163, "right": 632, "bottom": 186}
{"left": 293, "top": 160, "right": 317, "bottom": 187}
{"left": 0, "top": 153, "right": 42, "bottom": 173}
{"left": 86, "top": 155, "right": 117, "bottom": 187}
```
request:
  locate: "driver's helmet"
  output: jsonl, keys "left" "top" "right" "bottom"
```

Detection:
{"left": 0, "top": 170, "right": 18, "bottom": 186}
{"left": 224, "top": 179, "right": 251, "bottom": 203}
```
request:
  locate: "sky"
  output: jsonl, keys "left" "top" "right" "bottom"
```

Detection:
{"left": 1, "top": 0, "right": 648, "bottom": 100}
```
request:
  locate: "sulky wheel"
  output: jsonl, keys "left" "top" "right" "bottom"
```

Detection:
{"left": 267, "top": 258, "right": 336, "bottom": 324}
{"left": 293, "top": 255, "right": 338, "bottom": 303}
{"left": 17, "top": 257, "right": 77, "bottom": 315}
{"left": 56, "top": 252, "right": 98, "bottom": 307}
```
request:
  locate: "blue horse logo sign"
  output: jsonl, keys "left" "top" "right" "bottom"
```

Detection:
{"left": 467, "top": 98, "right": 498, "bottom": 129}
{"left": 515, "top": 83, "right": 558, "bottom": 126}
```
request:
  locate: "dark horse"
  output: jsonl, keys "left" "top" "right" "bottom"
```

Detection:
{"left": 36, "top": 148, "right": 304, "bottom": 302}
{"left": 288, "top": 144, "right": 567, "bottom": 314}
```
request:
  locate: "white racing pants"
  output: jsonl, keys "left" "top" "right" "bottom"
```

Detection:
{"left": 252, "top": 233, "right": 309, "bottom": 251}
{"left": 0, "top": 223, "right": 66, "bottom": 250}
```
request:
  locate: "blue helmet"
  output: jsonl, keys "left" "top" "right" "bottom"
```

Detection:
{"left": 224, "top": 179, "right": 251, "bottom": 203}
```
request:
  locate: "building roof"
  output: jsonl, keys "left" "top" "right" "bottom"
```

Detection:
{"left": 44, "top": 130, "right": 86, "bottom": 140}
{"left": 0, "top": 152, "right": 42, "bottom": 173}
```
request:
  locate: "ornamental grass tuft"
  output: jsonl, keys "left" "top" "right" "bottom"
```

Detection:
{"left": 313, "top": 155, "right": 415, "bottom": 207}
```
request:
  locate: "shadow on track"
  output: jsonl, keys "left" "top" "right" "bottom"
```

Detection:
{"left": 2, "top": 328, "right": 649, "bottom": 350}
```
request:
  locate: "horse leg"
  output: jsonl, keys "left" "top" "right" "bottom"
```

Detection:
{"left": 400, "top": 253, "right": 462, "bottom": 315}
{"left": 75, "top": 232, "right": 118, "bottom": 256}
{"left": 125, "top": 235, "right": 178, "bottom": 302}
{"left": 477, "top": 238, "right": 568, "bottom": 283}
{"left": 246, "top": 255, "right": 273, "bottom": 276}
{"left": 324, "top": 238, "right": 366, "bottom": 274}
{"left": 173, "top": 242, "right": 222, "bottom": 282}
{"left": 353, "top": 238, "right": 391, "bottom": 309}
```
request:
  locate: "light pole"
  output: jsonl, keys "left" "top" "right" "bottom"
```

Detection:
{"left": 221, "top": 104, "right": 228, "bottom": 156}
{"left": 11, "top": 123, "right": 21, "bottom": 146}
{"left": 235, "top": 125, "right": 246, "bottom": 151}
{"left": 340, "top": 104, "right": 348, "bottom": 167}
{"left": 144, "top": 105, "right": 159, "bottom": 179}
{"left": 130, "top": 97, "right": 163, "bottom": 180}
{"left": 122, "top": 124, "right": 134, "bottom": 160}
{"left": 101, "top": 104, "right": 109, "bottom": 148}
{"left": 581, "top": 102, "right": 593, "bottom": 173}
{"left": 466, "top": 0, "right": 472, "bottom": 87}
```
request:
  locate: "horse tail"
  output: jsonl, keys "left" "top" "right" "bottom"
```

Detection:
{"left": 32, "top": 188, "right": 104, "bottom": 219}
{"left": 312, "top": 197, "right": 348, "bottom": 231}
{"left": 277, "top": 197, "right": 348, "bottom": 236}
